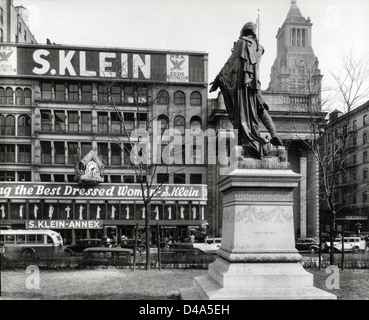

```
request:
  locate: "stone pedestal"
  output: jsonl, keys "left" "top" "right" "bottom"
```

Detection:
{"left": 180, "top": 155, "right": 336, "bottom": 300}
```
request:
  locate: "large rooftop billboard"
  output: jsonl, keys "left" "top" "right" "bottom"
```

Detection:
{"left": 0, "top": 44, "right": 207, "bottom": 83}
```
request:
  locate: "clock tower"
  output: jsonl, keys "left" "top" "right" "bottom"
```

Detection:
{"left": 267, "top": 0, "right": 322, "bottom": 95}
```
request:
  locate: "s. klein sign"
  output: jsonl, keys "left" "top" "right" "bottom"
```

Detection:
{"left": 0, "top": 45, "right": 205, "bottom": 83}
{"left": 26, "top": 220, "right": 103, "bottom": 230}
{"left": 0, "top": 183, "right": 207, "bottom": 201}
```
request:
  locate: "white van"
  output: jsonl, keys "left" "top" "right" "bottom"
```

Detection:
{"left": 326, "top": 236, "right": 366, "bottom": 253}
{"left": 193, "top": 237, "right": 221, "bottom": 253}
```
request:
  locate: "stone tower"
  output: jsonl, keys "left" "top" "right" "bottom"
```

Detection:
{"left": 267, "top": 0, "right": 322, "bottom": 95}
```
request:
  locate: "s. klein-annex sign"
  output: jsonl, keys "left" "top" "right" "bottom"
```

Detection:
{"left": 0, "top": 183, "right": 207, "bottom": 201}
{"left": 0, "top": 44, "right": 206, "bottom": 83}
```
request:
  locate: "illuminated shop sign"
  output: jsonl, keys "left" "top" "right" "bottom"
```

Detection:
{"left": 0, "top": 183, "right": 207, "bottom": 201}
{"left": 0, "top": 45, "right": 205, "bottom": 83}
{"left": 26, "top": 220, "right": 103, "bottom": 229}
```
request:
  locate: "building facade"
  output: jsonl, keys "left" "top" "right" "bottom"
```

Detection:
{"left": 0, "top": 0, "right": 37, "bottom": 44}
{"left": 322, "top": 102, "right": 369, "bottom": 233}
{"left": 0, "top": 42, "right": 209, "bottom": 244}
{"left": 207, "top": 0, "right": 325, "bottom": 239}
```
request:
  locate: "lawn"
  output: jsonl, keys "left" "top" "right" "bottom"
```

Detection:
{"left": 0, "top": 267, "right": 368, "bottom": 300}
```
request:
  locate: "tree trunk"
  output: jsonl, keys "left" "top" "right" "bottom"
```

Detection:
{"left": 145, "top": 203, "right": 151, "bottom": 270}
{"left": 329, "top": 212, "right": 335, "bottom": 265}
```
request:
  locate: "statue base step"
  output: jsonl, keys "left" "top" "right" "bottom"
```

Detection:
{"left": 180, "top": 257, "right": 336, "bottom": 300}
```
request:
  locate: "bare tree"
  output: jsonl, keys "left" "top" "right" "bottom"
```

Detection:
{"left": 285, "top": 52, "right": 369, "bottom": 264}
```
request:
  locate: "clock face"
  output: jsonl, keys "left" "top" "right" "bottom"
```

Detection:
{"left": 86, "top": 161, "right": 98, "bottom": 174}
{"left": 295, "top": 56, "right": 307, "bottom": 68}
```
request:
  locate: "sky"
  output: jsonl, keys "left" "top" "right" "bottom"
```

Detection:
{"left": 13, "top": 0, "right": 369, "bottom": 104}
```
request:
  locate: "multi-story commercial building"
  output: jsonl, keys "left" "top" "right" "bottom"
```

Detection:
{"left": 0, "top": 37, "right": 209, "bottom": 244}
{"left": 208, "top": 0, "right": 325, "bottom": 239}
{"left": 322, "top": 102, "right": 369, "bottom": 233}
{"left": 0, "top": 0, "right": 37, "bottom": 43}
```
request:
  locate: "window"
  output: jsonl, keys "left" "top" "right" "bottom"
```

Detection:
{"left": 111, "top": 112, "right": 122, "bottom": 133}
{"left": 41, "top": 110, "right": 52, "bottom": 131}
{"left": 137, "top": 113, "right": 147, "bottom": 129}
{"left": 111, "top": 144, "right": 121, "bottom": 165}
{"left": 0, "top": 171, "right": 15, "bottom": 181}
{"left": 98, "top": 143, "right": 108, "bottom": 165}
{"left": 18, "top": 171, "right": 31, "bottom": 182}
{"left": 81, "top": 142, "right": 92, "bottom": 158}
{"left": 81, "top": 112, "right": 92, "bottom": 132}
{"left": 174, "top": 116, "right": 185, "bottom": 135}
{"left": 15, "top": 88, "right": 24, "bottom": 105}
{"left": 54, "top": 111, "right": 65, "bottom": 132}
{"left": 363, "top": 169, "right": 368, "bottom": 182}
{"left": 40, "top": 174, "right": 51, "bottom": 182}
{"left": 68, "top": 142, "right": 78, "bottom": 164}
{"left": 68, "top": 84, "right": 79, "bottom": 101}
{"left": 157, "top": 90, "right": 169, "bottom": 105}
{"left": 6, "top": 88, "right": 13, "bottom": 104}
{"left": 190, "top": 116, "right": 202, "bottom": 131}
{"left": 53, "top": 174, "right": 65, "bottom": 182}
{"left": 157, "top": 114, "right": 169, "bottom": 134}
{"left": 18, "top": 145, "right": 31, "bottom": 163}
{"left": 353, "top": 120, "right": 357, "bottom": 131}
{"left": 364, "top": 115, "right": 368, "bottom": 126}
{"left": 81, "top": 84, "right": 92, "bottom": 102}
{"left": 123, "top": 175, "right": 135, "bottom": 183}
{"left": 364, "top": 192, "right": 368, "bottom": 204}
{"left": 98, "top": 85, "right": 109, "bottom": 103}
{"left": 124, "top": 86, "right": 134, "bottom": 103}
{"left": 18, "top": 115, "right": 31, "bottom": 136}
{"left": 0, "top": 115, "right": 4, "bottom": 135}
{"left": 123, "top": 143, "right": 132, "bottom": 165}
{"left": 68, "top": 111, "right": 78, "bottom": 132}
{"left": 111, "top": 175, "right": 121, "bottom": 183}
{"left": 0, "top": 8, "right": 3, "bottom": 24}
{"left": 123, "top": 112, "right": 134, "bottom": 132}
{"left": 41, "top": 141, "right": 51, "bottom": 164}
{"left": 24, "top": 89, "right": 31, "bottom": 105}
{"left": 110, "top": 86, "right": 122, "bottom": 104}
{"left": 0, "top": 87, "right": 5, "bottom": 103}
{"left": 0, "top": 28, "right": 2, "bottom": 42}
{"left": 157, "top": 173, "right": 169, "bottom": 184}
{"left": 54, "top": 142, "right": 65, "bottom": 164}
{"left": 364, "top": 132, "right": 367, "bottom": 145}
{"left": 98, "top": 112, "right": 108, "bottom": 133}
{"left": 41, "top": 83, "right": 52, "bottom": 100}
{"left": 55, "top": 83, "right": 65, "bottom": 101}
{"left": 174, "top": 173, "right": 185, "bottom": 184}
{"left": 190, "top": 92, "right": 202, "bottom": 106}
{"left": 137, "top": 87, "right": 147, "bottom": 103}
{"left": 5, "top": 115, "right": 15, "bottom": 135}
{"left": 0, "top": 144, "right": 15, "bottom": 162}
{"left": 364, "top": 151, "right": 368, "bottom": 163}
{"left": 174, "top": 91, "right": 185, "bottom": 105}
{"left": 190, "top": 174, "right": 202, "bottom": 184}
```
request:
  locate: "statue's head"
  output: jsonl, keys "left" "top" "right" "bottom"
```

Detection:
{"left": 240, "top": 22, "right": 257, "bottom": 37}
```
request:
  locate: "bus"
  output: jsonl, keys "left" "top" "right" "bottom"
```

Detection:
{"left": 0, "top": 229, "right": 64, "bottom": 259}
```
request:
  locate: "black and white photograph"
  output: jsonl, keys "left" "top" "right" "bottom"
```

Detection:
{"left": 0, "top": 0, "right": 369, "bottom": 310}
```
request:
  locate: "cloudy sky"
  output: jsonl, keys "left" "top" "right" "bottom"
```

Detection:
{"left": 14, "top": 0, "right": 369, "bottom": 104}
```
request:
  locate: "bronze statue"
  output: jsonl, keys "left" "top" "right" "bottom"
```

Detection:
{"left": 210, "top": 22, "right": 282, "bottom": 158}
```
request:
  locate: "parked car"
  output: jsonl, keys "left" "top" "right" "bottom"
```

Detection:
{"left": 167, "top": 243, "right": 203, "bottom": 255}
{"left": 295, "top": 238, "right": 320, "bottom": 254}
{"left": 193, "top": 237, "right": 222, "bottom": 253}
{"left": 82, "top": 247, "right": 133, "bottom": 266}
{"left": 65, "top": 238, "right": 102, "bottom": 255}
{"left": 325, "top": 236, "right": 366, "bottom": 253}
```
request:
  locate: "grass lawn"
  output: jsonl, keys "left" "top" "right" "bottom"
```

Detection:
{"left": 0, "top": 267, "right": 368, "bottom": 300}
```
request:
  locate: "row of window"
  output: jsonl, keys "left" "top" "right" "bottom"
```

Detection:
{"left": 39, "top": 82, "right": 202, "bottom": 106}
{"left": 0, "top": 144, "right": 31, "bottom": 163}
{"left": 0, "top": 114, "right": 31, "bottom": 136}
{"left": 39, "top": 109, "right": 147, "bottom": 134}
{"left": 0, "top": 170, "right": 202, "bottom": 185}
{"left": 0, "top": 87, "right": 32, "bottom": 105}
{"left": 0, "top": 202, "right": 205, "bottom": 221}
{"left": 329, "top": 115, "right": 369, "bottom": 141}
